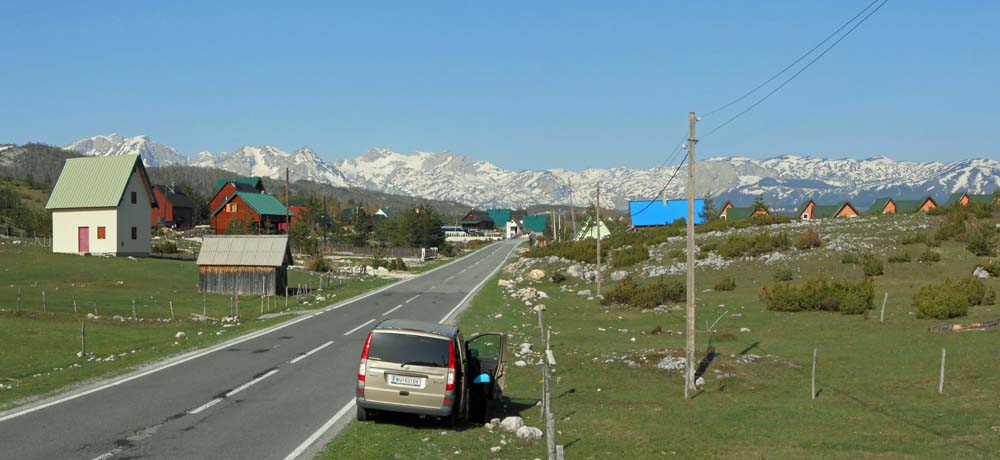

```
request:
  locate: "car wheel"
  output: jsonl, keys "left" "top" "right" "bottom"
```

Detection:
{"left": 356, "top": 406, "right": 369, "bottom": 421}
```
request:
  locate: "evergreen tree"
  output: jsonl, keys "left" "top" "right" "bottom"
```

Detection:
{"left": 700, "top": 195, "right": 718, "bottom": 221}
{"left": 752, "top": 194, "right": 769, "bottom": 213}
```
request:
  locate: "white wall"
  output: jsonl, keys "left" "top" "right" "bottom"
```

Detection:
{"left": 52, "top": 208, "right": 118, "bottom": 254}
{"left": 116, "top": 169, "right": 152, "bottom": 256}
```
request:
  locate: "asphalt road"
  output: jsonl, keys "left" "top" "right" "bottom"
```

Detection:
{"left": 0, "top": 238, "right": 522, "bottom": 460}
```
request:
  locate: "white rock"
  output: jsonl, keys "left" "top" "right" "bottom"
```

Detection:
{"left": 528, "top": 269, "right": 546, "bottom": 281}
{"left": 739, "top": 327, "right": 751, "bottom": 333}
{"left": 610, "top": 270, "right": 629, "bottom": 281}
{"left": 514, "top": 360, "right": 527, "bottom": 367}
{"left": 175, "top": 331, "right": 186, "bottom": 340}
{"left": 490, "top": 446, "right": 502, "bottom": 453}
{"left": 973, "top": 267, "right": 990, "bottom": 279}
{"left": 498, "top": 279, "right": 513, "bottom": 288}
{"left": 499, "top": 416, "right": 524, "bottom": 432}
{"left": 696, "top": 376, "right": 705, "bottom": 386}
{"left": 494, "top": 313, "right": 503, "bottom": 319}
{"left": 515, "top": 426, "right": 543, "bottom": 441}
{"left": 577, "top": 290, "right": 591, "bottom": 296}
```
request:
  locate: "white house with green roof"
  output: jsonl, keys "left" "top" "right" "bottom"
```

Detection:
{"left": 45, "top": 155, "right": 157, "bottom": 256}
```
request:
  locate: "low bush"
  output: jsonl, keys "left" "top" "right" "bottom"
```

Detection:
{"left": 602, "top": 275, "right": 685, "bottom": 309}
{"left": 151, "top": 241, "right": 178, "bottom": 254}
{"left": 524, "top": 240, "right": 606, "bottom": 264}
{"left": 918, "top": 249, "right": 941, "bottom": 263}
{"left": 862, "top": 254, "right": 884, "bottom": 276}
{"left": 306, "top": 256, "right": 331, "bottom": 272}
{"left": 841, "top": 253, "right": 861, "bottom": 264}
{"left": 772, "top": 267, "right": 794, "bottom": 282}
{"left": 795, "top": 228, "right": 823, "bottom": 250}
{"left": 900, "top": 233, "right": 927, "bottom": 245}
{"left": 926, "top": 237, "right": 942, "bottom": 248}
{"left": 716, "top": 231, "right": 790, "bottom": 259}
{"left": 935, "top": 212, "right": 969, "bottom": 242}
{"left": 760, "top": 277, "right": 874, "bottom": 314}
{"left": 714, "top": 275, "right": 736, "bottom": 291}
{"left": 966, "top": 222, "right": 998, "bottom": 257}
{"left": 887, "top": 252, "right": 911, "bottom": 263}
{"left": 550, "top": 271, "right": 567, "bottom": 284}
{"left": 387, "top": 257, "right": 408, "bottom": 271}
{"left": 983, "top": 259, "right": 1000, "bottom": 277}
{"left": 667, "top": 248, "right": 685, "bottom": 260}
{"left": 914, "top": 276, "right": 996, "bottom": 319}
{"left": 611, "top": 245, "right": 649, "bottom": 268}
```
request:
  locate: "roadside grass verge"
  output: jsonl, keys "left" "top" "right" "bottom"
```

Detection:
{"left": 0, "top": 243, "right": 395, "bottom": 408}
{"left": 320, "top": 213, "right": 1000, "bottom": 460}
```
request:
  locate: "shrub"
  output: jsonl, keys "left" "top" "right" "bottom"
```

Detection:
{"left": 887, "top": 252, "right": 911, "bottom": 263}
{"left": 714, "top": 275, "right": 736, "bottom": 291}
{"left": 667, "top": 248, "right": 686, "bottom": 260}
{"left": 602, "top": 275, "right": 685, "bottom": 309}
{"left": 914, "top": 277, "right": 996, "bottom": 319}
{"left": 550, "top": 271, "right": 567, "bottom": 284}
{"left": 773, "top": 267, "right": 794, "bottom": 282}
{"left": 795, "top": 228, "right": 823, "bottom": 250}
{"left": 862, "top": 254, "right": 884, "bottom": 277}
{"left": 387, "top": 257, "right": 408, "bottom": 271}
{"left": 926, "top": 237, "right": 942, "bottom": 247}
{"left": 760, "top": 277, "right": 874, "bottom": 314}
{"left": 716, "top": 231, "right": 790, "bottom": 259}
{"left": 306, "top": 256, "right": 331, "bottom": 272}
{"left": 966, "top": 222, "right": 998, "bottom": 257}
{"left": 935, "top": 212, "right": 969, "bottom": 242}
{"left": 900, "top": 233, "right": 927, "bottom": 245}
{"left": 841, "top": 253, "right": 861, "bottom": 264}
{"left": 151, "top": 241, "right": 178, "bottom": 254}
{"left": 983, "top": 259, "right": 1000, "bottom": 277}
{"left": 524, "top": 240, "right": 606, "bottom": 264}
{"left": 611, "top": 245, "right": 649, "bottom": 268}
{"left": 918, "top": 249, "right": 941, "bottom": 263}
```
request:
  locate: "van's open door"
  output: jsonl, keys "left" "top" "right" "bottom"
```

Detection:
{"left": 466, "top": 333, "right": 507, "bottom": 399}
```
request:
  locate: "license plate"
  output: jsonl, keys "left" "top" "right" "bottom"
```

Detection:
{"left": 389, "top": 375, "right": 422, "bottom": 387}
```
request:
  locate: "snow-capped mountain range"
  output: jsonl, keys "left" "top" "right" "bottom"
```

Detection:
{"left": 64, "top": 134, "right": 1000, "bottom": 211}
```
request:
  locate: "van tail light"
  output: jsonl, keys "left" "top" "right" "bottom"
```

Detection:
{"left": 445, "top": 340, "right": 456, "bottom": 392}
{"left": 358, "top": 332, "right": 373, "bottom": 383}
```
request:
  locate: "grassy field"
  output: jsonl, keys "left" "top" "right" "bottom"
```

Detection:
{"left": 320, "top": 212, "right": 1000, "bottom": 460}
{"left": 0, "top": 241, "right": 396, "bottom": 408}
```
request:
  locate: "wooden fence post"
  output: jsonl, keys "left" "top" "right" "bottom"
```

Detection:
{"left": 169, "top": 301, "right": 176, "bottom": 321}
{"left": 229, "top": 295, "right": 234, "bottom": 318}
{"left": 203, "top": 294, "right": 207, "bottom": 317}
{"left": 73, "top": 296, "right": 78, "bottom": 313}
{"left": 939, "top": 348, "right": 946, "bottom": 394}
{"left": 285, "top": 287, "right": 288, "bottom": 308}
{"left": 16, "top": 287, "right": 20, "bottom": 311}
{"left": 132, "top": 299, "right": 137, "bottom": 320}
{"left": 42, "top": 290, "right": 46, "bottom": 312}
{"left": 880, "top": 292, "right": 888, "bottom": 323}
{"left": 811, "top": 348, "right": 818, "bottom": 400}
{"left": 81, "top": 320, "right": 87, "bottom": 356}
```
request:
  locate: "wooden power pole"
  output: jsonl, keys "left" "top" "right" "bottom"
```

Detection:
{"left": 595, "top": 184, "right": 602, "bottom": 295}
{"left": 568, "top": 178, "right": 577, "bottom": 238}
{"left": 285, "top": 168, "right": 291, "bottom": 227}
{"left": 685, "top": 112, "right": 697, "bottom": 398}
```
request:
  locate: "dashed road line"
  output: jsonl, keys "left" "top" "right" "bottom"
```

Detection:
{"left": 404, "top": 294, "right": 420, "bottom": 304}
{"left": 188, "top": 398, "right": 223, "bottom": 415}
{"left": 344, "top": 319, "right": 375, "bottom": 336}
{"left": 289, "top": 341, "right": 334, "bottom": 365}
{"left": 381, "top": 304, "right": 405, "bottom": 317}
{"left": 226, "top": 368, "right": 279, "bottom": 398}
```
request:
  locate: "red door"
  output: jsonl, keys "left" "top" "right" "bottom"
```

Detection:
{"left": 78, "top": 227, "right": 89, "bottom": 253}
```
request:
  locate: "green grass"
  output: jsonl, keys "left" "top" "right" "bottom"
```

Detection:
{"left": 0, "top": 242, "right": 395, "bottom": 408}
{"left": 320, "top": 213, "right": 1000, "bottom": 460}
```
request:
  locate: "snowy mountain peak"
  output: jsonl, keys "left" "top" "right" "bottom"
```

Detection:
{"left": 65, "top": 133, "right": 186, "bottom": 167}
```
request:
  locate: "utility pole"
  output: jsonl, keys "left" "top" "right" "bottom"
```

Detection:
{"left": 685, "top": 112, "right": 697, "bottom": 398}
{"left": 568, "top": 178, "right": 577, "bottom": 239}
{"left": 595, "top": 183, "right": 602, "bottom": 295}
{"left": 285, "top": 168, "right": 291, "bottom": 227}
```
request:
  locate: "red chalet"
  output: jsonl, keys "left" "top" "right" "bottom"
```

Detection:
{"left": 209, "top": 177, "right": 290, "bottom": 234}
{"left": 150, "top": 184, "right": 194, "bottom": 229}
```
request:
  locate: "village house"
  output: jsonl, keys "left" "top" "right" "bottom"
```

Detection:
{"left": 628, "top": 199, "right": 706, "bottom": 227}
{"left": 209, "top": 177, "right": 266, "bottom": 216}
{"left": 522, "top": 214, "right": 549, "bottom": 235}
{"left": 798, "top": 198, "right": 859, "bottom": 220}
{"left": 869, "top": 197, "right": 937, "bottom": 215}
{"left": 459, "top": 210, "right": 495, "bottom": 232}
{"left": 196, "top": 235, "right": 292, "bottom": 295}
{"left": 45, "top": 155, "right": 157, "bottom": 256}
{"left": 575, "top": 216, "right": 611, "bottom": 240}
{"left": 946, "top": 192, "right": 1000, "bottom": 207}
{"left": 211, "top": 192, "right": 291, "bottom": 235}
{"left": 151, "top": 183, "right": 195, "bottom": 228}
{"left": 718, "top": 201, "right": 769, "bottom": 221}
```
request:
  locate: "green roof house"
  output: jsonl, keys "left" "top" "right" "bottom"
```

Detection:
{"left": 798, "top": 198, "right": 859, "bottom": 220}
{"left": 45, "top": 155, "right": 157, "bottom": 256}
{"left": 946, "top": 192, "right": 998, "bottom": 207}
{"left": 522, "top": 215, "right": 549, "bottom": 234}
{"left": 211, "top": 192, "right": 290, "bottom": 234}
{"left": 486, "top": 209, "right": 512, "bottom": 227}
{"left": 719, "top": 201, "right": 770, "bottom": 221}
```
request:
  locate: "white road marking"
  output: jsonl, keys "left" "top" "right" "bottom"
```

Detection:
{"left": 289, "top": 341, "right": 334, "bottom": 365}
{"left": 188, "top": 398, "right": 223, "bottom": 415}
{"left": 404, "top": 295, "right": 420, "bottom": 304}
{"left": 344, "top": 319, "right": 375, "bottom": 336}
{"left": 445, "top": 275, "right": 456, "bottom": 281}
{"left": 439, "top": 241, "right": 521, "bottom": 324}
{"left": 91, "top": 447, "right": 123, "bottom": 460}
{"left": 282, "top": 399, "right": 356, "bottom": 460}
{"left": 226, "top": 368, "right": 279, "bottom": 398}
{"left": 313, "top": 311, "right": 325, "bottom": 316}
{"left": 381, "top": 304, "right": 405, "bottom": 317}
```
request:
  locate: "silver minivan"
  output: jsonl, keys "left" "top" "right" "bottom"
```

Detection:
{"left": 356, "top": 319, "right": 506, "bottom": 424}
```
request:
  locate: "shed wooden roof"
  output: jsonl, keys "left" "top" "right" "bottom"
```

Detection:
{"left": 197, "top": 235, "right": 291, "bottom": 267}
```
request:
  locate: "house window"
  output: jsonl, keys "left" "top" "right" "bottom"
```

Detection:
{"left": 97, "top": 227, "right": 106, "bottom": 239}
{"left": 131, "top": 192, "right": 137, "bottom": 204}
{"left": 802, "top": 214, "right": 810, "bottom": 220}
{"left": 227, "top": 203, "right": 238, "bottom": 213}
{"left": 131, "top": 227, "right": 137, "bottom": 240}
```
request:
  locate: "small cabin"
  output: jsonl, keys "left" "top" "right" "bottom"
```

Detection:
{"left": 799, "top": 199, "right": 859, "bottom": 220}
{"left": 947, "top": 192, "right": 999, "bottom": 207}
{"left": 718, "top": 201, "right": 769, "bottom": 221}
{"left": 196, "top": 235, "right": 292, "bottom": 295}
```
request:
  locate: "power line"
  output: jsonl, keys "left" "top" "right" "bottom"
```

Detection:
{"left": 630, "top": 150, "right": 688, "bottom": 218}
{"left": 700, "top": 0, "right": 890, "bottom": 141}
{"left": 702, "top": 0, "right": 881, "bottom": 118}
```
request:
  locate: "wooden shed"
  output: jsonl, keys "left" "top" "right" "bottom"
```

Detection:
{"left": 196, "top": 235, "right": 292, "bottom": 295}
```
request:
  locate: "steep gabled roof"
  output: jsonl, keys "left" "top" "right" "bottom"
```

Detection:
{"left": 197, "top": 235, "right": 291, "bottom": 267}
{"left": 46, "top": 155, "right": 157, "bottom": 209}
{"left": 215, "top": 177, "right": 264, "bottom": 194}
{"left": 154, "top": 184, "right": 195, "bottom": 209}
{"left": 796, "top": 198, "right": 816, "bottom": 217}
{"left": 487, "top": 208, "right": 512, "bottom": 225}
{"left": 813, "top": 202, "right": 858, "bottom": 218}
{"left": 212, "top": 192, "right": 289, "bottom": 217}
{"left": 522, "top": 214, "right": 549, "bottom": 233}
{"left": 725, "top": 206, "right": 756, "bottom": 221}
{"left": 895, "top": 196, "right": 937, "bottom": 213}
{"left": 868, "top": 197, "right": 893, "bottom": 215}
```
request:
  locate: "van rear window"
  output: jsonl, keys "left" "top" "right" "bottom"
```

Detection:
{"left": 368, "top": 333, "right": 450, "bottom": 368}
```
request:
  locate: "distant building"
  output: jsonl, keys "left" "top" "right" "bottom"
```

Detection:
{"left": 45, "top": 155, "right": 157, "bottom": 256}
{"left": 151, "top": 184, "right": 195, "bottom": 228}
{"left": 486, "top": 209, "right": 512, "bottom": 228}
{"left": 505, "top": 221, "right": 520, "bottom": 239}
{"left": 522, "top": 215, "right": 549, "bottom": 235}
{"left": 575, "top": 217, "right": 611, "bottom": 240}
{"left": 628, "top": 200, "right": 706, "bottom": 227}
{"left": 210, "top": 177, "right": 265, "bottom": 214}
{"left": 459, "top": 210, "right": 495, "bottom": 232}
{"left": 947, "top": 192, "right": 999, "bottom": 207}
{"left": 869, "top": 197, "right": 937, "bottom": 215}
{"left": 196, "top": 235, "right": 291, "bottom": 295}
{"left": 718, "top": 201, "right": 769, "bottom": 221}
{"left": 211, "top": 192, "right": 290, "bottom": 234}
{"left": 798, "top": 199, "right": 859, "bottom": 220}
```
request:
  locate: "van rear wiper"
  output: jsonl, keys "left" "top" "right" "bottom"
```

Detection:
{"left": 401, "top": 361, "right": 439, "bottom": 367}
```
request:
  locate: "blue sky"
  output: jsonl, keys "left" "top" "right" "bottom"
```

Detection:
{"left": 2, "top": 1, "right": 998, "bottom": 170}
